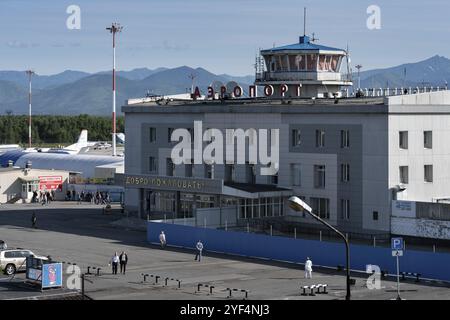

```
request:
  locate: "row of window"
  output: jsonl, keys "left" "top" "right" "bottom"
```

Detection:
{"left": 399, "top": 165, "right": 433, "bottom": 184}
{"left": 295, "top": 196, "right": 380, "bottom": 221}
{"left": 149, "top": 127, "right": 193, "bottom": 144}
{"left": 292, "top": 129, "right": 350, "bottom": 148}
{"left": 292, "top": 163, "right": 350, "bottom": 188}
{"left": 399, "top": 130, "right": 433, "bottom": 150}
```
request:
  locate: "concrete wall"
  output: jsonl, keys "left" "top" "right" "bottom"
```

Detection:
{"left": 148, "top": 222, "right": 450, "bottom": 281}
{"left": 388, "top": 113, "right": 450, "bottom": 202}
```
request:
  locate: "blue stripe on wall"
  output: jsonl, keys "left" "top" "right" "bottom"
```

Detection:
{"left": 148, "top": 222, "right": 450, "bottom": 282}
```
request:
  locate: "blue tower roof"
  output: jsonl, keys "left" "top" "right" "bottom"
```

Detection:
{"left": 262, "top": 36, "right": 344, "bottom": 53}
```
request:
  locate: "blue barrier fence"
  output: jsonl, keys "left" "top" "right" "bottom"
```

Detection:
{"left": 148, "top": 222, "right": 450, "bottom": 282}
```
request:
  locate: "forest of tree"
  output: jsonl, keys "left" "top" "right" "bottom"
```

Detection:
{"left": 0, "top": 114, "right": 124, "bottom": 145}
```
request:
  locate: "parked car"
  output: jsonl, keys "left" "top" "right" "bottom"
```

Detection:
{"left": 0, "top": 249, "right": 48, "bottom": 275}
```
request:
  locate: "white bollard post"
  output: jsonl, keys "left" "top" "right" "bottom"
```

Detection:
{"left": 225, "top": 220, "right": 228, "bottom": 231}
{"left": 270, "top": 225, "right": 273, "bottom": 236}
{"left": 294, "top": 228, "right": 297, "bottom": 239}
{"left": 319, "top": 230, "right": 322, "bottom": 242}
{"left": 247, "top": 222, "right": 249, "bottom": 233}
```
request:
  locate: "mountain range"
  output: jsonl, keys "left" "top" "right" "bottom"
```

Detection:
{"left": 1, "top": 55, "right": 450, "bottom": 115}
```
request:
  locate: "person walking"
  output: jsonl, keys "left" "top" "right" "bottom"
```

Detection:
{"left": 110, "top": 252, "right": 119, "bottom": 275}
{"left": 305, "top": 257, "right": 313, "bottom": 279}
{"left": 194, "top": 240, "right": 203, "bottom": 262}
{"left": 31, "top": 212, "right": 37, "bottom": 229}
{"left": 159, "top": 231, "right": 166, "bottom": 249}
{"left": 119, "top": 251, "right": 128, "bottom": 274}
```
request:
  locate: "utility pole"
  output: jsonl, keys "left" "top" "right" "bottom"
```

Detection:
{"left": 188, "top": 73, "right": 196, "bottom": 94}
{"left": 355, "top": 64, "right": 363, "bottom": 90}
{"left": 25, "top": 70, "right": 35, "bottom": 149}
{"left": 106, "top": 23, "right": 123, "bottom": 157}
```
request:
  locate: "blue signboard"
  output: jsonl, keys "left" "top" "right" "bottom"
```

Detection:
{"left": 42, "top": 263, "right": 63, "bottom": 289}
{"left": 391, "top": 237, "right": 404, "bottom": 251}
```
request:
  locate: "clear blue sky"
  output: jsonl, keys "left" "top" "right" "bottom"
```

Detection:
{"left": 0, "top": 0, "right": 449, "bottom": 75}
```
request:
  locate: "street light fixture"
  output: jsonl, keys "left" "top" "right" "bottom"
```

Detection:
{"left": 106, "top": 22, "right": 123, "bottom": 157}
{"left": 288, "top": 196, "right": 351, "bottom": 300}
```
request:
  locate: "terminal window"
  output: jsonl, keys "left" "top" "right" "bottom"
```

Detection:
{"left": 292, "top": 129, "right": 301, "bottom": 146}
{"left": 291, "top": 164, "right": 301, "bottom": 186}
{"left": 399, "top": 166, "right": 409, "bottom": 184}
{"left": 341, "top": 199, "right": 350, "bottom": 220}
{"left": 424, "top": 131, "right": 433, "bottom": 149}
{"left": 399, "top": 131, "right": 408, "bottom": 149}
{"left": 341, "top": 164, "right": 350, "bottom": 182}
{"left": 340, "top": 130, "right": 350, "bottom": 148}
{"left": 373, "top": 211, "right": 379, "bottom": 221}
{"left": 168, "top": 128, "right": 174, "bottom": 143}
{"left": 316, "top": 130, "right": 325, "bottom": 147}
{"left": 314, "top": 165, "right": 326, "bottom": 188}
{"left": 149, "top": 157, "right": 157, "bottom": 172}
{"left": 424, "top": 165, "right": 433, "bottom": 183}
{"left": 311, "top": 197, "right": 330, "bottom": 219}
{"left": 149, "top": 127, "right": 156, "bottom": 143}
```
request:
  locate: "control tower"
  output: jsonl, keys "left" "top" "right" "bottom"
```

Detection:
{"left": 255, "top": 35, "right": 352, "bottom": 98}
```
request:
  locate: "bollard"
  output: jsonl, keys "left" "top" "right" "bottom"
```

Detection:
{"left": 433, "top": 244, "right": 436, "bottom": 253}
{"left": 227, "top": 288, "right": 232, "bottom": 298}
{"left": 270, "top": 225, "right": 273, "bottom": 236}
{"left": 373, "top": 236, "right": 376, "bottom": 248}
{"left": 247, "top": 223, "right": 249, "bottom": 233}
{"left": 209, "top": 286, "right": 214, "bottom": 295}
{"left": 319, "top": 230, "right": 322, "bottom": 242}
{"left": 197, "top": 284, "right": 202, "bottom": 292}
{"left": 177, "top": 280, "right": 181, "bottom": 289}
{"left": 96, "top": 267, "right": 101, "bottom": 276}
{"left": 165, "top": 277, "right": 169, "bottom": 286}
{"left": 155, "top": 276, "right": 160, "bottom": 284}
{"left": 87, "top": 266, "right": 91, "bottom": 274}
{"left": 241, "top": 289, "right": 248, "bottom": 299}
{"left": 142, "top": 273, "right": 149, "bottom": 282}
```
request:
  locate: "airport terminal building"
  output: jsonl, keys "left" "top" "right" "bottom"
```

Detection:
{"left": 121, "top": 90, "right": 450, "bottom": 239}
{"left": 120, "top": 37, "right": 450, "bottom": 240}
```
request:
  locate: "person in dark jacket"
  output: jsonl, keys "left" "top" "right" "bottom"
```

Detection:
{"left": 31, "top": 212, "right": 37, "bottom": 228}
{"left": 119, "top": 251, "right": 128, "bottom": 274}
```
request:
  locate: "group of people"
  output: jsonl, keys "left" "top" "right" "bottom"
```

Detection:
{"left": 31, "top": 190, "right": 55, "bottom": 205}
{"left": 108, "top": 234, "right": 311, "bottom": 278}
{"left": 110, "top": 251, "right": 128, "bottom": 275}
{"left": 158, "top": 231, "right": 204, "bottom": 262}
{"left": 66, "top": 190, "right": 111, "bottom": 205}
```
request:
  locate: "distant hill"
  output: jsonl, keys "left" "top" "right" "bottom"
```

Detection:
{"left": 1, "top": 56, "right": 450, "bottom": 115}
{"left": 358, "top": 55, "right": 450, "bottom": 88}
{"left": 0, "top": 66, "right": 253, "bottom": 115}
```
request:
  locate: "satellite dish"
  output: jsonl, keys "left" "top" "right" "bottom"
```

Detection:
{"left": 211, "top": 81, "right": 224, "bottom": 94}
{"left": 226, "top": 81, "right": 239, "bottom": 97}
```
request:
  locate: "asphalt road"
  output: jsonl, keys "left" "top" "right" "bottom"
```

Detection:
{"left": 0, "top": 202, "right": 449, "bottom": 300}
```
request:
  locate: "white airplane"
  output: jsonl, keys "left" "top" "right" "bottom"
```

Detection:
{"left": 22, "top": 130, "right": 91, "bottom": 155}
{"left": 0, "top": 144, "right": 21, "bottom": 153}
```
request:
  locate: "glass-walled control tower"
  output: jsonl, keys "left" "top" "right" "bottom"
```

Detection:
{"left": 255, "top": 35, "right": 352, "bottom": 98}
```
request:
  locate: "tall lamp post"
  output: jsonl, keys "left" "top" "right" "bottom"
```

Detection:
{"left": 25, "top": 70, "right": 35, "bottom": 149}
{"left": 288, "top": 196, "right": 351, "bottom": 300}
{"left": 106, "top": 22, "right": 123, "bottom": 157}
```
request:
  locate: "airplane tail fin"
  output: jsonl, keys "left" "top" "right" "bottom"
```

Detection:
{"left": 77, "top": 130, "right": 88, "bottom": 147}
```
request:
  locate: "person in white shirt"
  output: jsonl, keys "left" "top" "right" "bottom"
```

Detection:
{"left": 110, "top": 252, "right": 120, "bottom": 274}
{"left": 195, "top": 240, "right": 204, "bottom": 262}
{"left": 159, "top": 231, "right": 166, "bottom": 249}
{"left": 305, "top": 257, "right": 313, "bottom": 279}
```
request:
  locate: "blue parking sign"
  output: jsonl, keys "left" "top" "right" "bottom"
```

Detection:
{"left": 391, "top": 238, "right": 404, "bottom": 250}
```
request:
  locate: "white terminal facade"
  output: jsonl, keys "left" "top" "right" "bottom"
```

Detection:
{"left": 120, "top": 36, "right": 450, "bottom": 240}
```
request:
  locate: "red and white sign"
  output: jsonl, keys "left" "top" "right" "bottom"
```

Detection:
{"left": 39, "top": 176, "right": 63, "bottom": 191}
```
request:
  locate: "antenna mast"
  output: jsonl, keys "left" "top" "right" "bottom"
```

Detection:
{"left": 303, "top": 7, "right": 306, "bottom": 36}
